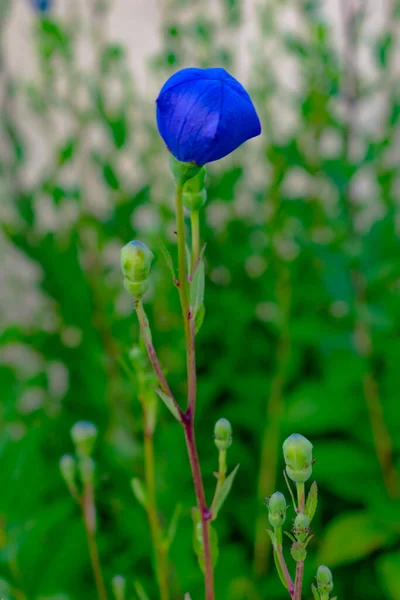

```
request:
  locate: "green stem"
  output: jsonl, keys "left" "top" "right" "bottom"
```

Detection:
{"left": 191, "top": 210, "right": 200, "bottom": 274}
{"left": 274, "top": 527, "right": 294, "bottom": 597}
{"left": 297, "top": 483, "right": 305, "bottom": 514}
{"left": 211, "top": 449, "right": 227, "bottom": 515}
{"left": 81, "top": 485, "right": 108, "bottom": 600}
{"left": 294, "top": 561, "right": 304, "bottom": 600}
{"left": 175, "top": 181, "right": 215, "bottom": 600}
{"left": 143, "top": 405, "right": 170, "bottom": 600}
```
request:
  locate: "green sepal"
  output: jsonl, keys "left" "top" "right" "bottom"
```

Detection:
{"left": 154, "top": 387, "right": 181, "bottom": 422}
{"left": 192, "top": 508, "right": 219, "bottom": 572}
{"left": 194, "top": 303, "right": 206, "bottom": 335}
{"left": 273, "top": 549, "right": 288, "bottom": 590}
{"left": 131, "top": 478, "right": 147, "bottom": 509}
{"left": 305, "top": 481, "right": 318, "bottom": 524}
{"left": 312, "top": 584, "right": 320, "bottom": 600}
{"left": 164, "top": 504, "right": 182, "bottom": 549}
{"left": 134, "top": 581, "right": 151, "bottom": 600}
{"left": 284, "top": 531, "right": 296, "bottom": 544}
{"left": 190, "top": 259, "right": 205, "bottom": 317}
{"left": 212, "top": 464, "right": 240, "bottom": 520}
{"left": 169, "top": 156, "right": 202, "bottom": 184}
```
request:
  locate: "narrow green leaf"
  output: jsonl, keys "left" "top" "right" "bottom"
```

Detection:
{"left": 266, "top": 529, "right": 276, "bottom": 546}
{"left": 194, "top": 303, "right": 206, "bottom": 335}
{"left": 283, "top": 469, "right": 297, "bottom": 511}
{"left": 154, "top": 387, "right": 181, "bottom": 422}
{"left": 165, "top": 504, "right": 182, "bottom": 549}
{"left": 311, "top": 583, "right": 320, "bottom": 600}
{"left": 212, "top": 464, "right": 240, "bottom": 520}
{"left": 131, "top": 478, "right": 147, "bottom": 509}
{"left": 134, "top": 581, "right": 150, "bottom": 600}
{"left": 305, "top": 481, "right": 318, "bottom": 524}
{"left": 190, "top": 259, "right": 205, "bottom": 316}
{"left": 378, "top": 550, "right": 400, "bottom": 600}
{"left": 273, "top": 549, "right": 288, "bottom": 590}
{"left": 157, "top": 238, "right": 176, "bottom": 280}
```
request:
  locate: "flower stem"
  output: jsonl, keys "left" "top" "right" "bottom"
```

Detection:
{"left": 81, "top": 485, "right": 108, "bottom": 600}
{"left": 143, "top": 405, "right": 170, "bottom": 600}
{"left": 294, "top": 561, "right": 304, "bottom": 600}
{"left": 211, "top": 449, "right": 227, "bottom": 515}
{"left": 190, "top": 209, "right": 200, "bottom": 274}
{"left": 175, "top": 181, "right": 215, "bottom": 600}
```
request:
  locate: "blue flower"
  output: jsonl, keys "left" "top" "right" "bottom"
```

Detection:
{"left": 156, "top": 67, "right": 261, "bottom": 165}
{"left": 30, "top": 0, "right": 52, "bottom": 12}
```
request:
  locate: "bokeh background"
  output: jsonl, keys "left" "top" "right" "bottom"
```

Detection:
{"left": 1, "top": 0, "right": 400, "bottom": 598}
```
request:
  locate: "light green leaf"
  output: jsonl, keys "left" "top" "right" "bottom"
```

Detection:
{"left": 318, "top": 512, "right": 393, "bottom": 567}
{"left": 131, "top": 478, "right": 147, "bottom": 509}
{"left": 212, "top": 464, "right": 240, "bottom": 520}
{"left": 157, "top": 238, "right": 176, "bottom": 280}
{"left": 378, "top": 550, "right": 400, "bottom": 600}
{"left": 305, "top": 481, "right": 318, "bottom": 524}
{"left": 154, "top": 387, "right": 181, "bottom": 422}
{"left": 165, "top": 504, "right": 182, "bottom": 549}
{"left": 311, "top": 584, "right": 320, "bottom": 600}
{"left": 134, "top": 581, "right": 150, "bottom": 600}
{"left": 273, "top": 549, "right": 288, "bottom": 590}
{"left": 190, "top": 259, "right": 205, "bottom": 316}
{"left": 192, "top": 509, "right": 219, "bottom": 572}
{"left": 194, "top": 303, "right": 206, "bottom": 335}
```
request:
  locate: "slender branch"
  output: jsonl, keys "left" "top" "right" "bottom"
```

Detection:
{"left": 81, "top": 485, "right": 108, "bottom": 600}
{"left": 294, "top": 561, "right": 304, "bottom": 600}
{"left": 142, "top": 404, "right": 170, "bottom": 600}
{"left": 135, "top": 300, "right": 185, "bottom": 422}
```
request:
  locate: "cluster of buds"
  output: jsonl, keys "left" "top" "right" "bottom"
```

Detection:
{"left": 121, "top": 240, "right": 154, "bottom": 300}
{"left": 60, "top": 421, "right": 98, "bottom": 494}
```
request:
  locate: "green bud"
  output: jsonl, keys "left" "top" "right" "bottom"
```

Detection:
{"left": 169, "top": 155, "right": 202, "bottom": 184}
{"left": 71, "top": 421, "right": 98, "bottom": 457}
{"left": 283, "top": 433, "right": 313, "bottom": 484}
{"left": 290, "top": 541, "right": 307, "bottom": 562}
{"left": 317, "top": 565, "right": 333, "bottom": 595}
{"left": 121, "top": 241, "right": 154, "bottom": 299}
{"left": 112, "top": 575, "right": 126, "bottom": 600}
{"left": 183, "top": 167, "right": 207, "bottom": 211}
{"left": 293, "top": 513, "right": 309, "bottom": 543}
{"left": 60, "top": 454, "right": 77, "bottom": 492}
{"left": 214, "top": 418, "right": 232, "bottom": 451}
{"left": 267, "top": 491, "right": 286, "bottom": 528}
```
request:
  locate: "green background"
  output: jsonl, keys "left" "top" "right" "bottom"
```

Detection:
{"left": 1, "top": 0, "right": 400, "bottom": 599}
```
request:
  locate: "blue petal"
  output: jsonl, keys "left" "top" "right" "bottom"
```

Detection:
{"left": 156, "top": 67, "right": 261, "bottom": 164}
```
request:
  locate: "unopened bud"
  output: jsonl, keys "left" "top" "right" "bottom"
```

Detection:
{"left": 290, "top": 541, "right": 307, "bottom": 562}
{"left": 317, "top": 565, "right": 333, "bottom": 595}
{"left": 112, "top": 575, "right": 126, "bottom": 600}
{"left": 214, "top": 418, "right": 232, "bottom": 451}
{"left": 293, "top": 513, "right": 309, "bottom": 543}
{"left": 121, "top": 241, "right": 154, "bottom": 299}
{"left": 60, "top": 454, "right": 77, "bottom": 493}
{"left": 183, "top": 167, "right": 207, "bottom": 211}
{"left": 283, "top": 433, "right": 313, "bottom": 484}
{"left": 71, "top": 421, "right": 98, "bottom": 457}
{"left": 267, "top": 491, "right": 286, "bottom": 528}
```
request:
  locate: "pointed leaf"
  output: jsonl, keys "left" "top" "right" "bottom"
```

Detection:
{"left": 154, "top": 387, "right": 181, "bottom": 422}
{"left": 157, "top": 238, "right": 176, "bottom": 280}
{"left": 194, "top": 303, "right": 206, "bottom": 335}
{"left": 212, "top": 464, "right": 240, "bottom": 520}
{"left": 273, "top": 549, "right": 288, "bottom": 590}
{"left": 311, "top": 584, "right": 320, "bottom": 600}
{"left": 134, "top": 581, "right": 150, "bottom": 600}
{"left": 165, "top": 504, "right": 182, "bottom": 549}
{"left": 305, "top": 481, "right": 318, "bottom": 524}
{"left": 131, "top": 478, "right": 147, "bottom": 509}
{"left": 190, "top": 259, "right": 205, "bottom": 316}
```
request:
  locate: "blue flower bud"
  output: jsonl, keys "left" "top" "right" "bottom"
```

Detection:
{"left": 267, "top": 491, "right": 287, "bottom": 528}
{"left": 214, "top": 418, "right": 232, "bottom": 451}
{"left": 317, "top": 565, "right": 333, "bottom": 595}
{"left": 121, "top": 241, "right": 154, "bottom": 299}
{"left": 71, "top": 421, "right": 98, "bottom": 457}
{"left": 30, "top": 0, "right": 52, "bottom": 11}
{"left": 156, "top": 67, "right": 261, "bottom": 165}
{"left": 283, "top": 434, "right": 313, "bottom": 484}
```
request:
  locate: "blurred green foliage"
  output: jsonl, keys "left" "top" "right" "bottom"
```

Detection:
{"left": 1, "top": 0, "right": 400, "bottom": 599}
